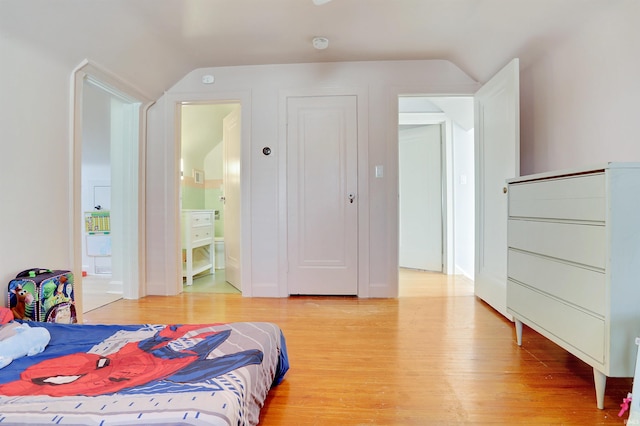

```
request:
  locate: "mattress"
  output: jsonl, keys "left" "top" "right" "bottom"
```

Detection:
{"left": 0, "top": 321, "right": 289, "bottom": 425}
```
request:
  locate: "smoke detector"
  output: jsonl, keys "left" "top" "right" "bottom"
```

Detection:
{"left": 312, "top": 36, "right": 329, "bottom": 50}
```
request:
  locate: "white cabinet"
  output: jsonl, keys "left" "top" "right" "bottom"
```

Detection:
{"left": 181, "top": 210, "right": 215, "bottom": 286}
{"left": 506, "top": 163, "right": 640, "bottom": 409}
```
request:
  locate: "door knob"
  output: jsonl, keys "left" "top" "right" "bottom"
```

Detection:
{"left": 348, "top": 193, "right": 355, "bottom": 203}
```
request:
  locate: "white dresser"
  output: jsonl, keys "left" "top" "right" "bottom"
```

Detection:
{"left": 506, "top": 163, "right": 640, "bottom": 409}
{"left": 181, "top": 209, "right": 215, "bottom": 286}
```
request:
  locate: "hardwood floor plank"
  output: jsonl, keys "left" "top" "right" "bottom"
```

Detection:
{"left": 83, "top": 271, "right": 633, "bottom": 425}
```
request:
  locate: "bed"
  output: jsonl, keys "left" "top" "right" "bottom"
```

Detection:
{"left": 0, "top": 321, "right": 289, "bottom": 425}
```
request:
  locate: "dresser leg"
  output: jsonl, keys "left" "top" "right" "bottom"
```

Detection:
{"left": 593, "top": 368, "right": 606, "bottom": 409}
{"left": 514, "top": 319, "right": 523, "bottom": 346}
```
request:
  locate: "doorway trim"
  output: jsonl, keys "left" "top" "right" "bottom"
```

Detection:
{"left": 70, "top": 59, "right": 153, "bottom": 320}
{"left": 165, "top": 91, "right": 252, "bottom": 296}
{"left": 278, "top": 87, "right": 369, "bottom": 297}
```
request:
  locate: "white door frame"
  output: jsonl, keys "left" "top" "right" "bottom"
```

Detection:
{"left": 70, "top": 60, "right": 153, "bottom": 320}
{"left": 165, "top": 91, "right": 252, "bottom": 296}
{"left": 278, "top": 87, "right": 369, "bottom": 297}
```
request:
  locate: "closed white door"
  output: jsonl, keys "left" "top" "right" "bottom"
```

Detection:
{"left": 399, "top": 124, "right": 443, "bottom": 271}
{"left": 223, "top": 107, "right": 241, "bottom": 290}
{"left": 287, "top": 95, "right": 358, "bottom": 295}
{"left": 474, "top": 59, "right": 520, "bottom": 319}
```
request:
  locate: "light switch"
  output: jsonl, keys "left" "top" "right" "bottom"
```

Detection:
{"left": 375, "top": 165, "right": 384, "bottom": 178}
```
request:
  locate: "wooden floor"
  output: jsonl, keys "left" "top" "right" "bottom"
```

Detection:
{"left": 83, "top": 270, "right": 633, "bottom": 425}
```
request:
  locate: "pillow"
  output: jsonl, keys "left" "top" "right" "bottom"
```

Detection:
{"left": 0, "top": 323, "right": 51, "bottom": 369}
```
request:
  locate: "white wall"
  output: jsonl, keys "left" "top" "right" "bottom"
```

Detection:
{"left": 0, "top": 35, "right": 73, "bottom": 306}
{"left": 519, "top": 0, "right": 640, "bottom": 175}
{"left": 452, "top": 123, "right": 474, "bottom": 278}
{"left": 145, "top": 60, "right": 480, "bottom": 297}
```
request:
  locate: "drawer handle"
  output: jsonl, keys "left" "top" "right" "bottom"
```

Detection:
{"left": 503, "top": 187, "right": 508, "bottom": 194}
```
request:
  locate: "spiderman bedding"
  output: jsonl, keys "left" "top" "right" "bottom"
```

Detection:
{"left": 0, "top": 321, "right": 289, "bottom": 425}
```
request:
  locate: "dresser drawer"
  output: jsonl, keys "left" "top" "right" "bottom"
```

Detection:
{"left": 507, "top": 281, "right": 605, "bottom": 363}
{"left": 509, "top": 174, "right": 605, "bottom": 222}
{"left": 508, "top": 249, "right": 605, "bottom": 315}
{"left": 190, "top": 212, "right": 213, "bottom": 227}
{"left": 508, "top": 219, "right": 606, "bottom": 269}
{"left": 190, "top": 226, "right": 213, "bottom": 245}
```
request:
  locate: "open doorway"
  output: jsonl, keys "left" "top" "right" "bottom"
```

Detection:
{"left": 72, "top": 61, "right": 151, "bottom": 318}
{"left": 397, "top": 96, "right": 475, "bottom": 295}
{"left": 179, "top": 102, "right": 241, "bottom": 294}
{"left": 80, "top": 81, "right": 120, "bottom": 311}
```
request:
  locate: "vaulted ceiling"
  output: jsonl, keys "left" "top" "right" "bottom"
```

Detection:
{"left": 1, "top": 0, "right": 616, "bottom": 99}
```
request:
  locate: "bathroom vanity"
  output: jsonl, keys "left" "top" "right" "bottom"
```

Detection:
{"left": 181, "top": 209, "right": 215, "bottom": 286}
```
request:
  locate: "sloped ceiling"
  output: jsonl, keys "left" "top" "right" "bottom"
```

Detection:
{"left": 181, "top": 103, "right": 237, "bottom": 161}
{"left": 1, "top": 0, "right": 617, "bottom": 99}
{"left": 430, "top": 98, "right": 474, "bottom": 131}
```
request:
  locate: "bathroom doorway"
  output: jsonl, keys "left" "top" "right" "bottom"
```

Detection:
{"left": 179, "top": 102, "right": 241, "bottom": 294}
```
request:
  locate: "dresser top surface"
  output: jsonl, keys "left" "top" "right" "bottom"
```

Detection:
{"left": 507, "top": 162, "right": 640, "bottom": 184}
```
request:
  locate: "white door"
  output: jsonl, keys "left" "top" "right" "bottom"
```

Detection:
{"left": 287, "top": 95, "right": 358, "bottom": 295}
{"left": 474, "top": 58, "right": 520, "bottom": 319}
{"left": 399, "top": 124, "right": 443, "bottom": 271}
{"left": 222, "top": 107, "right": 241, "bottom": 290}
